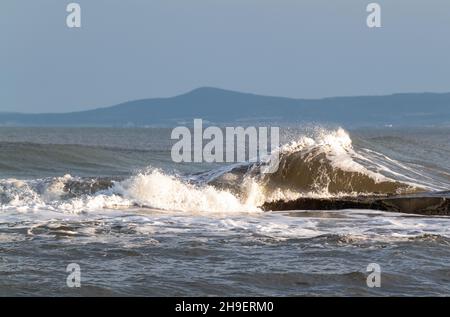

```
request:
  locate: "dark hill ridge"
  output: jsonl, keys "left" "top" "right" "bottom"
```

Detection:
{"left": 1, "top": 87, "right": 450, "bottom": 127}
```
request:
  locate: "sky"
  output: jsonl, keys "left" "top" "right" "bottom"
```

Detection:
{"left": 1, "top": 0, "right": 449, "bottom": 113}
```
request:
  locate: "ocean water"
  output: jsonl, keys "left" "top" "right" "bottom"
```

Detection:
{"left": 0, "top": 126, "right": 450, "bottom": 296}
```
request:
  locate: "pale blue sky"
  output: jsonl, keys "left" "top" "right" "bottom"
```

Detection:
{"left": 1, "top": 0, "right": 449, "bottom": 113}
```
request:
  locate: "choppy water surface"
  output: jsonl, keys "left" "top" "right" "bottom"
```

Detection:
{"left": 1, "top": 126, "right": 449, "bottom": 296}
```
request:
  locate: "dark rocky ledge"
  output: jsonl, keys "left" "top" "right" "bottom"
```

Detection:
{"left": 261, "top": 192, "right": 450, "bottom": 216}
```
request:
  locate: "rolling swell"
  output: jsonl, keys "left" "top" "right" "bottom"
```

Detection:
{"left": 255, "top": 149, "right": 412, "bottom": 195}
{"left": 0, "top": 141, "right": 164, "bottom": 178}
{"left": 204, "top": 128, "right": 450, "bottom": 215}
{"left": 207, "top": 128, "right": 424, "bottom": 198}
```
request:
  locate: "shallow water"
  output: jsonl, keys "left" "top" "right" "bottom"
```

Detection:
{"left": 1, "top": 208, "right": 449, "bottom": 296}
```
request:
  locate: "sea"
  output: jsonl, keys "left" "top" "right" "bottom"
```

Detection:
{"left": 0, "top": 126, "right": 449, "bottom": 296}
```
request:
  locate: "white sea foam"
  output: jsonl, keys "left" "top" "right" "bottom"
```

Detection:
{"left": 0, "top": 171, "right": 260, "bottom": 214}
{"left": 0, "top": 128, "right": 442, "bottom": 216}
{"left": 114, "top": 169, "right": 261, "bottom": 213}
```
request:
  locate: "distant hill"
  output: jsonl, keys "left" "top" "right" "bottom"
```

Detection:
{"left": 1, "top": 87, "right": 450, "bottom": 127}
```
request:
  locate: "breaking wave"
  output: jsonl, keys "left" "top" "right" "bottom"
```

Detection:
{"left": 207, "top": 128, "right": 427, "bottom": 201}
{"left": 0, "top": 128, "right": 445, "bottom": 214}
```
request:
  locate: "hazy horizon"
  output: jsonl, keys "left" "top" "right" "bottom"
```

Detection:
{"left": 2, "top": 86, "right": 450, "bottom": 115}
{"left": 2, "top": 0, "right": 450, "bottom": 113}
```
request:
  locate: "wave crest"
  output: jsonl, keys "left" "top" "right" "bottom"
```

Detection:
{"left": 114, "top": 169, "right": 261, "bottom": 213}
{"left": 0, "top": 128, "right": 434, "bottom": 214}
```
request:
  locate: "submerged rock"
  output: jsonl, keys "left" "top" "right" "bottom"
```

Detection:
{"left": 261, "top": 192, "right": 450, "bottom": 216}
